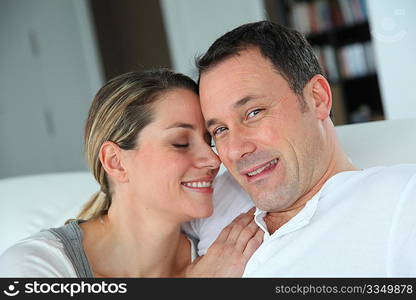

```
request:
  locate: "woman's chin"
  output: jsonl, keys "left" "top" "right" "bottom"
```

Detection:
{"left": 186, "top": 204, "right": 213, "bottom": 220}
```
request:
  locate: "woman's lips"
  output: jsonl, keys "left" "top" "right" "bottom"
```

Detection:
{"left": 181, "top": 177, "right": 215, "bottom": 194}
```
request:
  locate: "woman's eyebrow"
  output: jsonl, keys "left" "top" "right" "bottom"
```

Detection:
{"left": 165, "top": 122, "right": 195, "bottom": 130}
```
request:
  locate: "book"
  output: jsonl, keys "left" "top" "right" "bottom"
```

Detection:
{"left": 323, "top": 45, "right": 340, "bottom": 81}
{"left": 338, "top": 0, "right": 355, "bottom": 25}
{"left": 364, "top": 41, "right": 376, "bottom": 73}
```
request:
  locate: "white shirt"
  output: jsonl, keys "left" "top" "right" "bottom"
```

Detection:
{"left": 184, "top": 164, "right": 416, "bottom": 277}
{"left": 0, "top": 231, "right": 77, "bottom": 277}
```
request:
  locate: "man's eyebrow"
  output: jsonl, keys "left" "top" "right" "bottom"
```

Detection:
{"left": 165, "top": 122, "right": 194, "bottom": 130}
{"left": 206, "top": 95, "right": 262, "bottom": 129}
{"left": 233, "top": 95, "right": 261, "bottom": 108}
{"left": 206, "top": 118, "right": 221, "bottom": 130}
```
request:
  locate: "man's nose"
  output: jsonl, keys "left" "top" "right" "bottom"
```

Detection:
{"left": 225, "top": 127, "right": 256, "bottom": 162}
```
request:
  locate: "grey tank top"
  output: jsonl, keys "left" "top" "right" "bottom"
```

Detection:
{"left": 48, "top": 220, "right": 94, "bottom": 278}
{"left": 47, "top": 220, "right": 198, "bottom": 278}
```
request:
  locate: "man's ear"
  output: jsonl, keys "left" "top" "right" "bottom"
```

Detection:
{"left": 306, "top": 74, "right": 332, "bottom": 120}
{"left": 99, "top": 141, "right": 128, "bottom": 183}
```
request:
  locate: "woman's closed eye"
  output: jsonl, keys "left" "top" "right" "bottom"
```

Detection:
{"left": 172, "top": 143, "right": 189, "bottom": 148}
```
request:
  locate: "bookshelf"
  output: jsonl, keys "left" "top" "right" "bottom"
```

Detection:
{"left": 266, "top": 0, "right": 384, "bottom": 125}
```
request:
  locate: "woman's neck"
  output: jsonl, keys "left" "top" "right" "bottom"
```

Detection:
{"left": 80, "top": 205, "right": 191, "bottom": 277}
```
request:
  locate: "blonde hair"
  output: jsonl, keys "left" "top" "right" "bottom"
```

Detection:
{"left": 77, "top": 69, "right": 198, "bottom": 220}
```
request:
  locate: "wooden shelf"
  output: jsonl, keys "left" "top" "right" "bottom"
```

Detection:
{"left": 340, "top": 72, "right": 377, "bottom": 83}
{"left": 306, "top": 21, "right": 371, "bottom": 46}
{"left": 268, "top": 0, "right": 384, "bottom": 125}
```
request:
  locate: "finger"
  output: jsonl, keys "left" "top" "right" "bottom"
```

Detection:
{"left": 230, "top": 207, "right": 255, "bottom": 224}
{"left": 214, "top": 211, "right": 246, "bottom": 244}
{"left": 214, "top": 222, "right": 233, "bottom": 244}
{"left": 243, "top": 228, "right": 264, "bottom": 259}
{"left": 225, "top": 210, "right": 255, "bottom": 244}
{"left": 244, "top": 206, "right": 256, "bottom": 214}
{"left": 234, "top": 219, "right": 259, "bottom": 252}
{"left": 214, "top": 207, "right": 256, "bottom": 245}
{"left": 191, "top": 255, "right": 204, "bottom": 265}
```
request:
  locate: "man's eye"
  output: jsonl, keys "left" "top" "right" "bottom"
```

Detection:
{"left": 213, "top": 126, "right": 227, "bottom": 136}
{"left": 172, "top": 144, "right": 189, "bottom": 148}
{"left": 247, "top": 109, "right": 263, "bottom": 119}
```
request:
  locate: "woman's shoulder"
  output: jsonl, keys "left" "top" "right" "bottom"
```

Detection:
{"left": 0, "top": 229, "right": 77, "bottom": 277}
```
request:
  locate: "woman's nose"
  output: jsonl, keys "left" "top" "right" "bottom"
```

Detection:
{"left": 196, "top": 143, "right": 221, "bottom": 171}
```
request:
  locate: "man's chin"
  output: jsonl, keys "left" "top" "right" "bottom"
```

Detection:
{"left": 248, "top": 193, "right": 274, "bottom": 212}
{"left": 249, "top": 190, "right": 292, "bottom": 212}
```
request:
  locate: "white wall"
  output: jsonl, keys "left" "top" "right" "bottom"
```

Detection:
{"left": 160, "top": 0, "right": 266, "bottom": 78}
{"left": 0, "top": 0, "right": 103, "bottom": 179}
{"left": 367, "top": 0, "right": 416, "bottom": 120}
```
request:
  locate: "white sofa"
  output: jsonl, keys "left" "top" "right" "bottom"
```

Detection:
{"left": 1, "top": 118, "right": 415, "bottom": 255}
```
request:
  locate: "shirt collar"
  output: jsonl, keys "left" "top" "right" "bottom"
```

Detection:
{"left": 254, "top": 191, "right": 321, "bottom": 240}
{"left": 253, "top": 170, "right": 359, "bottom": 239}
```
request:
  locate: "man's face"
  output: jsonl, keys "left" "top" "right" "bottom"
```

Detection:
{"left": 199, "top": 47, "right": 327, "bottom": 212}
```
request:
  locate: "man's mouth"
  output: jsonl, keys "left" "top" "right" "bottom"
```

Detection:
{"left": 241, "top": 158, "right": 279, "bottom": 181}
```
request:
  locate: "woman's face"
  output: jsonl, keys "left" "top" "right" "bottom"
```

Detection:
{"left": 122, "top": 88, "right": 221, "bottom": 222}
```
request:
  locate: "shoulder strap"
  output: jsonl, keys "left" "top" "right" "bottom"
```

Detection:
{"left": 184, "top": 233, "right": 199, "bottom": 262}
{"left": 48, "top": 221, "right": 94, "bottom": 278}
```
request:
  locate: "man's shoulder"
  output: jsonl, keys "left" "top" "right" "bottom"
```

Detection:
{"left": 330, "top": 164, "right": 416, "bottom": 208}
{"left": 362, "top": 164, "right": 416, "bottom": 183}
{"left": 212, "top": 170, "right": 253, "bottom": 207}
{"left": 212, "top": 169, "right": 240, "bottom": 191}
{"left": 335, "top": 164, "right": 416, "bottom": 196}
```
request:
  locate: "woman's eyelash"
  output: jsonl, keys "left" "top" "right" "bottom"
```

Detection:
{"left": 172, "top": 144, "right": 189, "bottom": 148}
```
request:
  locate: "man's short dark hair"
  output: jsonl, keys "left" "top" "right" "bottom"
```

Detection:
{"left": 196, "top": 21, "right": 323, "bottom": 98}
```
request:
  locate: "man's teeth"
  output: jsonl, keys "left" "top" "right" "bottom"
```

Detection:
{"left": 182, "top": 181, "right": 212, "bottom": 188}
{"left": 247, "top": 159, "right": 278, "bottom": 177}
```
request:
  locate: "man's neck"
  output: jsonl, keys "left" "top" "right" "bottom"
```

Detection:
{"left": 265, "top": 145, "right": 357, "bottom": 235}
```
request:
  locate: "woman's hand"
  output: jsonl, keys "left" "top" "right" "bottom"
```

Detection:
{"left": 185, "top": 207, "right": 263, "bottom": 277}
